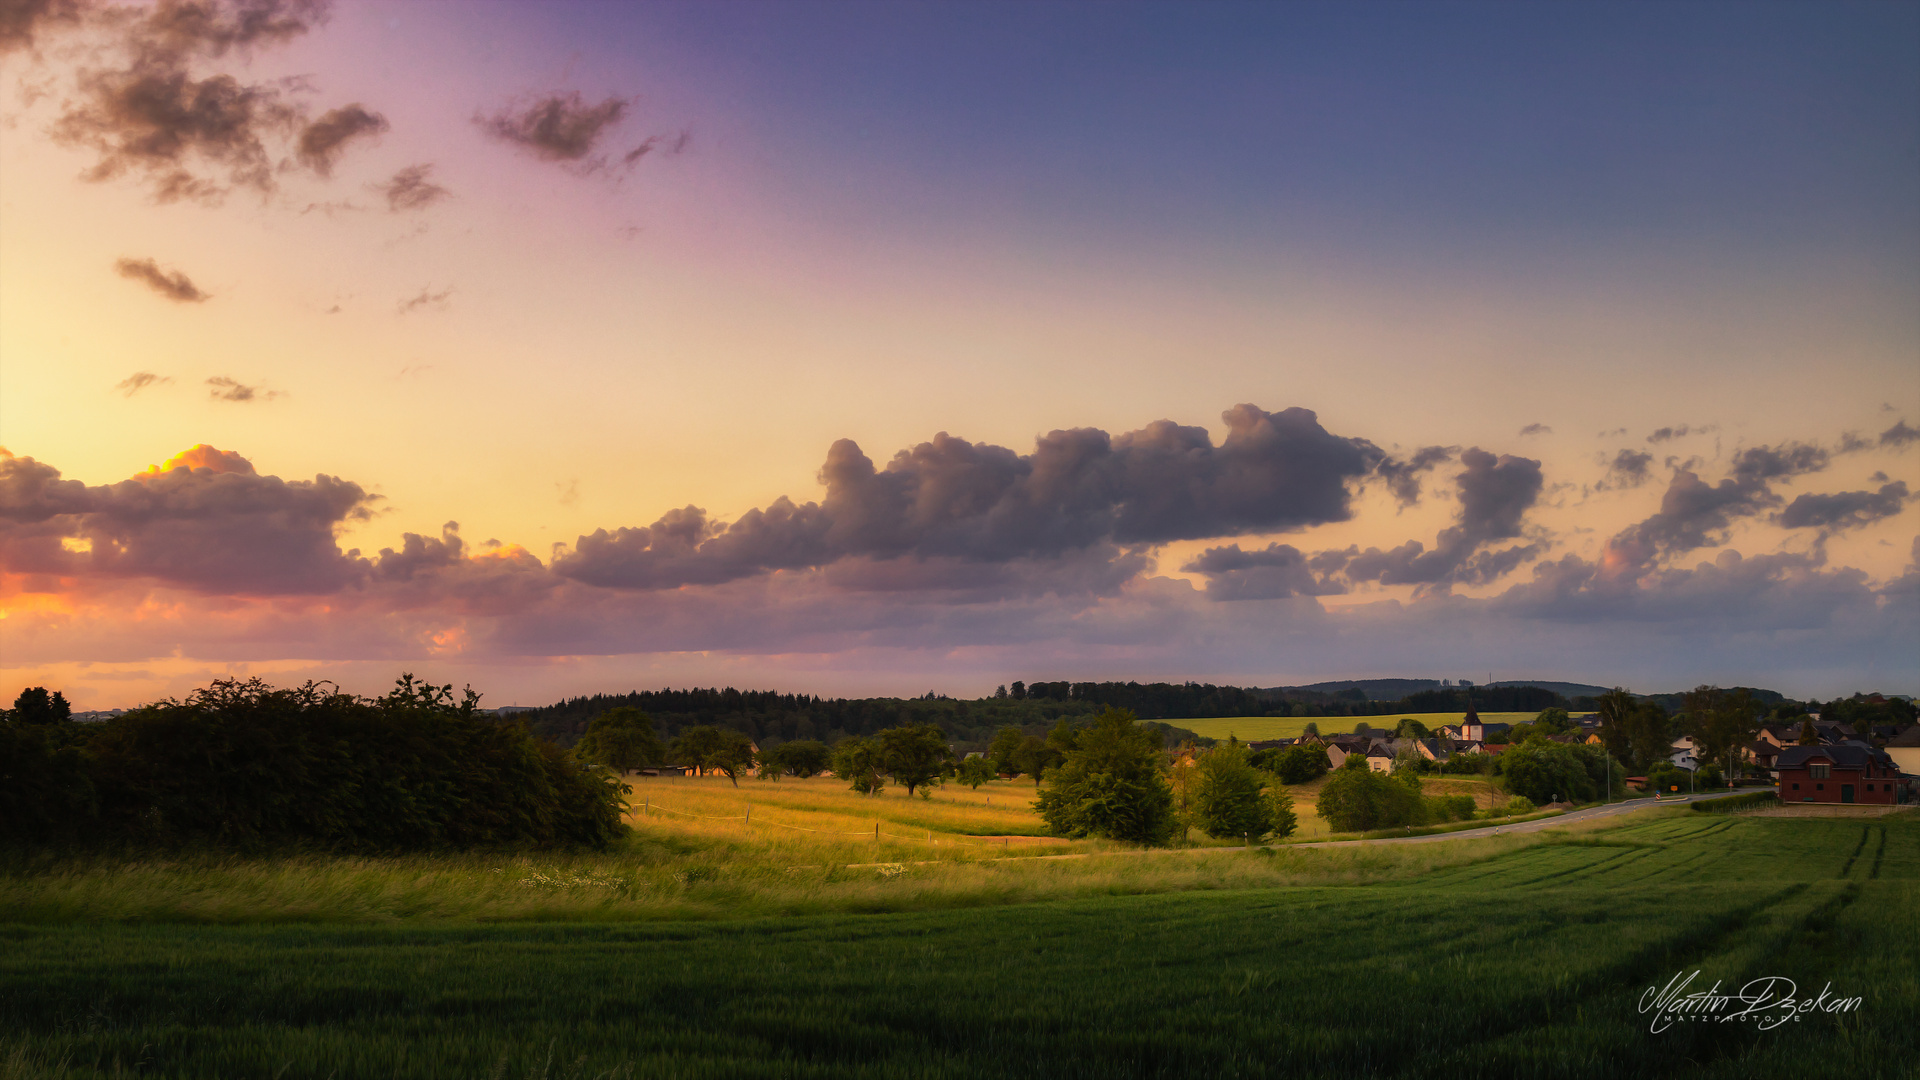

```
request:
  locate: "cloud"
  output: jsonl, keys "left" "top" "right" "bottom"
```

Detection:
{"left": 1180, "top": 542, "right": 1345, "bottom": 601}
{"left": 1597, "top": 439, "right": 1835, "bottom": 577}
{"left": 1776, "top": 482, "right": 1910, "bottom": 533}
{"left": 1881, "top": 420, "right": 1919, "bottom": 449}
{"left": 114, "top": 257, "right": 207, "bottom": 301}
{"left": 374, "top": 163, "right": 448, "bottom": 212}
{"left": 397, "top": 287, "right": 450, "bottom": 313}
{"left": 1602, "top": 448, "right": 1654, "bottom": 489}
{"left": 1646, "top": 424, "right": 1716, "bottom": 444}
{"left": 207, "top": 376, "right": 276, "bottom": 402}
{"left": 1342, "top": 448, "right": 1546, "bottom": 588}
{"left": 0, "top": 445, "right": 374, "bottom": 593}
{"left": 115, "top": 371, "right": 171, "bottom": 396}
{"left": 27, "top": 0, "right": 395, "bottom": 203}
{"left": 0, "top": 0, "right": 84, "bottom": 55}
{"left": 295, "top": 102, "right": 386, "bottom": 176}
{"left": 1518, "top": 423, "right": 1551, "bottom": 437}
{"left": 1374, "top": 445, "right": 1453, "bottom": 506}
{"left": 554, "top": 404, "right": 1382, "bottom": 590}
{"left": 479, "top": 91, "right": 630, "bottom": 164}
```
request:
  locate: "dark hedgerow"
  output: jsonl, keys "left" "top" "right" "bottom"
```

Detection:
{"left": 9, "top": 675, "right": 626, "bottom": 852}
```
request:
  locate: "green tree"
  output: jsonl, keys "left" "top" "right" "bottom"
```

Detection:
{"left": 1192, "top": 740, "right": 1276, "bottom": 840}
{"left": 987, "top": 726, "right": 1025, "bottom": 775}
{"left": 1798, "top": 717, "right": 1820, "bottom": 745}
{"left": 1532, "top": 707, "right": 1571, "bottom": 733}
{"left": 831, "top": 736, "right": 887, "bottom": 795}
{"left": 879, "top": 723, "right": 950, "bottom": 798}
{"left": 1394, "top": 718, "right": 1431, "bottom": 738}
{"left": 1315, "top": 766, "right": 1424, "bottom": 832}
{"left": 1273, "top": 744, "right": 1330, "bottom": 784}
{"left": 572, "top": 707, "right": 663, "bottom": 773}
{"left": 8, "top": 687, "right": 72, "bottom": 725}
{"left": 1034, "top": 708, "right": 1177, "bottom": 844}
{"left": 670, "top": 726, "right": 756, "bottom": 787}
{"left": 956, "top": 755, "right": 996, "bottom": 789}
{"left": 772, "top": 739, "right": 831, "bottom": 778}
{"left": 1010, "top": 734, "right": 1060, "bottom": 783}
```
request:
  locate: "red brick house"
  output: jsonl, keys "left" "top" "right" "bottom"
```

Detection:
{"left": 1775, "top": 744, "right": 1905, "bottom": 805}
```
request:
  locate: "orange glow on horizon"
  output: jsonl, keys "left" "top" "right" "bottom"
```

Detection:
{"left": 136, "top": 445, "right": 257, "bottom": 480}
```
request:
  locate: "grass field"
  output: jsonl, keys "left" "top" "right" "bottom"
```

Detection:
{"left": 2, "top": 809, "right": 1913, "bottom": 1078}
{"left": 1167, "top": 712, "right": 1555, "bottom": 741}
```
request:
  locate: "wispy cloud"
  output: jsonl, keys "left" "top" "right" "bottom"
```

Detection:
{"left": 207, "top": 376, "right": 278, "bottom": 402}
{"left": 397, "top": 287, "right": 451, "bottom": 314}
{"left": 114, "top": 257, "right": 208, "bottom": 302}
{"left": 479, "top": 91, "right": 630, "bottom": 166}
{"left": 374, "top": 163, "right": 449, "bottom": 212}
{"left": 115, "top": 371, "right": 172, "bottom": 396}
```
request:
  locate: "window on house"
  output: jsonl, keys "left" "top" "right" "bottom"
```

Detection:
{"left": 1791, "top": 783, "right": 1800, "bottom": 790}
{"left": 1816, "top": 784, "right": 1823, "bottom": 791}
{"left": 1810, "top": 764, "right": 1831, "bottom": 779}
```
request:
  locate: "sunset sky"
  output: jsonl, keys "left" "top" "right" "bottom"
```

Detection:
{"left": 2, "top": 0, "right": 1916, "bottom": 708}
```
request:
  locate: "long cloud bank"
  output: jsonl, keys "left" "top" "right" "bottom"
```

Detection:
{"left": 3, "top": 405, "right": 1917, "bottom": 696}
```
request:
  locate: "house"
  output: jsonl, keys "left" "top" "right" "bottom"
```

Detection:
{"left": 1669, "top": 736, "right": 1699, "bottom": 771}
{"left": 1775, "top": 744, "right": 1905, "bottom": 805}
{"left": 1743, "top": 741, "right": 1782, "bottom": 778}
{"left": 1480, "top": 722, "right": 1512, "bottom": 741}
{"left": 1757, "top": 725, "right": 1804, "bottom": 749}
{"left": 1415, "top": 738, "right": 1451, "bottom": 762}
{"left": 1883, "top": 726, "right": 1920, "bottom": 778}
{"left": 1365, "top": 739, "right": 1397, "bottom": 773}
{"left": 1457, "top": 706, "right": 1484, "bottom": 743}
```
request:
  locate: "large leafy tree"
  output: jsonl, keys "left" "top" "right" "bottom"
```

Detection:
{"left": 987, "top": 726, "right": 1025, "bottom": 776}
{"left": 572, "top": 707, "right": 663, "bottom": 773}
{"left": 1192, "top": 740, "right": 1294, "bottom": 841}
{"left": 956, "top": 755, "right": 996, "bottom": 789}
{"left": 832, "top": 736, "right": 887, "bottom": 795}
{"left": 764, "top": 739, "right": 831, "bottom": 778}
{"left": 670, "top": 725, "right": 756, "bottom": 787}
{"left": 879, "top": 723, "right": 951, "bottom": 798}
{"left": 1034, "top": 708, "right": 1177, "bottom": 845}
{"left": 8, "top": 687, "right": 72, "bottom": 725}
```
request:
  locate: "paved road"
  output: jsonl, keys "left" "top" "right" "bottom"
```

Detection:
{"left": 1280, "top": 789, "right": 1752, "bottom": 849}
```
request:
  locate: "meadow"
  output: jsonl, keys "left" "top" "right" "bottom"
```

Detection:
{"left": 1, "top": 809, "right": 1913, "bottom": 1078}
{"left": 1170, "top": 712, "right": 1559, "bottom": 741}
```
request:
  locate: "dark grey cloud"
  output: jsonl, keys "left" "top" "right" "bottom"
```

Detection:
{"left": 375, "top": 163, "right": 448, "bottom": 212}
{"left": 1730, "top": 441, "right": 1827, "bottom": 483}
{"left": 1343, "top": 448, "right": 1545, "bottom": 587}
{"left": 479, "top": 91, "right": 630, "bottom": 164}
{"left": 115, "top": 371, "right": 170, "bottom": 396}
{"left": 0, "top": 446, "right": 373, "bottom": 593}
{"left": 1602, "top": 448, "right": 1654, "bottom": 489}
{"left": 1600, "top": 439, "right": 1835, "bottom": 575}
{"left": 295, "top": 102, "right": 386, "bottom": 176}
{"left": 1776, "top": 482, "right": 1910, "bottom": 533}
{"left": 1374, "top": 445, "right": 1453, "bottom": 506}
{"left": 1882, "top": 421, "right": 1919, "bottom": 449}
{"left": 207, "top": 375, "right": 274, "bottom": 402}
{"left": 1518, "top": 423, "right": 1551, "bottom": 437}
{"left": 1180, "top": 542, "right": 1345, "bottom": 601}
{"left": 555, "top": 404, "right": 1382, "bottom": 589}
{"left": 114, "top": 256, "right": 207, "bottom": 301}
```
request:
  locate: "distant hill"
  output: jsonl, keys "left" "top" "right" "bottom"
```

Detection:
{"left": 1486, "top": 680, "right": 1617, "bottom": 699}
{"left": 1273, "top": 679, "right": 1441, "bottom": 700}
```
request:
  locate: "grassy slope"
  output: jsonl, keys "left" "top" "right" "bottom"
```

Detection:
{"left": 2, "top": 812, "right": 1915, "bottom": 1078}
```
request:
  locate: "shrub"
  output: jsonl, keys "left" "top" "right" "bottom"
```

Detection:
{"left": 1503, "top": 795, "right": 1536, "bottom": 815}
{"left": 1425, "top": 794, "right": 1477, "bottom": 822}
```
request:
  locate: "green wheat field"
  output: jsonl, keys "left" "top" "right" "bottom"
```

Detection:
{"left": 2, "top": 788, "right": 1915, "bottom": 1079}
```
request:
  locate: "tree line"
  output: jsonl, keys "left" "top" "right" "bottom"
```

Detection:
{"left": 1, "top": 677, "right": 626, "bottom": 852}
